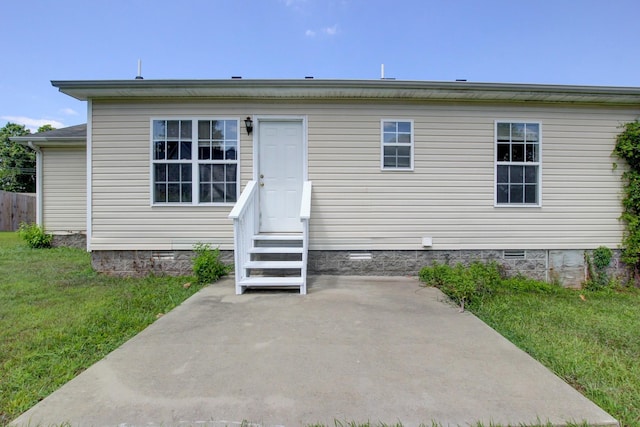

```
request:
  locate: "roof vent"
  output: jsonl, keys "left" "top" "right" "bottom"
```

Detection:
{"left": 135, "top": 59, "right": 144, "bottom": 80}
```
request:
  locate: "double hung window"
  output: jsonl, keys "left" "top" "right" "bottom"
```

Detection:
{"left": 381, "top": 120, "right": 413, "bottom": 170}
{"left": 152, "top": 119, "right": 239, "bottom": 205}
{"left": 495, "top": 122, "right": 541, "bottom": 206}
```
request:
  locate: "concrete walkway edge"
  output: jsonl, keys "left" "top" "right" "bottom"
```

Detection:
{"left": 12, "top": 276, "right": 618, "bottom": 427}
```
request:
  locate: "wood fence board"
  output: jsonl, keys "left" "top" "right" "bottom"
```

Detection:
{"left": 0, "top": 190, "right": 36, "bottom": 231}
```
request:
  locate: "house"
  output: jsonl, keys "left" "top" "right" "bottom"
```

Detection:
{"left": 12, "top": 124, "right": 87, "bottom": 247}
{"left": 14, "top": 79, "right": 640, "bottom": 293}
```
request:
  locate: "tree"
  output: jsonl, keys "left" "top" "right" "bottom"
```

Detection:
{"left": 613, "top": 120, "right": 640, "bottom": 283}
{"left": 0, "top": 123, "right": 35, "bottom": 193}
{"left": 37, "top": 124, "right": 55, "bottom": 133}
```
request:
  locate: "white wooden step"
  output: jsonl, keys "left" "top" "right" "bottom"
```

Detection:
{"left": 239, "top": 277, "right": 304, "bottom": 287}
{"left": 252, "top": 234, "right": 303, "bottom": 241}
{"left": 249, "top": 247, "right": 304, "bottom": 254}
{"left": 245, "top": 261, "right": 303, "bottom": 269}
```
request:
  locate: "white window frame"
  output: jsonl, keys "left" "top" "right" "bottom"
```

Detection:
{"left": 381, "top": 119, "right": 414, "bottom": 171}
{"left": 150, "top": 117, "right": 240, "bottom": 206}
{"left": 494, "top": 120, "right": 542, "bottom": 208}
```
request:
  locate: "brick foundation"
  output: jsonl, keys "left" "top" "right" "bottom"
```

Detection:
{"left": 308, "top": 249, "right": 549, "bottom": 279}
{"left": 52, "top": 233, "right": 87, "bottom": 249}
{"left": 91, "top": 249, "right": 234, "bottom": 277}
{"left": 89, "top": 248, "right": 628, "bottom": 287}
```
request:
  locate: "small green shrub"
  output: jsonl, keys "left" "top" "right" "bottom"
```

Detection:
{"left": 419, "top": 261, "right": 503, "bottom": 311}
{"left": 17, "top": 222, "right": 52, "bottom": 248}
{"left": 468, "top": 260, "right": 503, "bottom": 296}
{"left": 192, "top": 243, "right": 231, "bottom": 285}
{"left": 420, "top": 261, "right": 562, "bottom": 310}
{"left": 419, "top": 262, "right": 454, "bottom": 287}
{"left": 441, "top": 264, "right": 477, "bottom": 311}
{"left": 584, "top": 246, "right": 613, "bottom": 290}
{"left": 501, "top": 274, "right": 558, "bottom": 293}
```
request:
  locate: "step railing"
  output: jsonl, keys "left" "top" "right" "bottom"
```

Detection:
{"left": 300, "top": 181, "right": 312, "bottom": 294}
{"left": 228, "top": 180, "right": 258, "bottom": 294}
{"left": 229, "top": 180, "right": 312, "bottom": 295}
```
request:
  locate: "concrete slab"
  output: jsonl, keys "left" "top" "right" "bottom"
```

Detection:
{"left": 12, "top": 276, "right": 617, "bottom": 427}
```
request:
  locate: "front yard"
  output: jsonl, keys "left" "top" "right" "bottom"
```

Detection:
{"left": 0, "top": 232, "right": 204, "bottom": 425}
{"left": 472, "top": 287, "right": 640, "bottom": 427}
{"left": 2, "top": 231, "right": 640, "bottom": 426}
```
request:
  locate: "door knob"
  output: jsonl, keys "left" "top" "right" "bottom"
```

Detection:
{"left": 260, "top": 182, "right": 264, "bottom": 187}
{"left": 260, "top": 174, "right": 264, "bottom": 178}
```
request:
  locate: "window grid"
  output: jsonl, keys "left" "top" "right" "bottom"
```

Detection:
{"left": 151, "top": 118, "right": 239, "bottom": 205}
{"left": 381, "top": 120, "right": 413, "bottom": 170}
{"left": 154, "top": 163, "right": 192, "bottom": 203}
{"left": 152, "top": 120, "right": 193, "bottom": 203}
{"left": 197, "top": 120, "right": 238, "bottom": 203}
{"left": 495, "top": 122, "right": 541, "bottom": 206}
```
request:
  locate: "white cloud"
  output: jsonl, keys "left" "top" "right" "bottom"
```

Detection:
{"left": 60, "top": 107, "right": 79, "bottom": 116}
{"left": 323, "top": 25, "right": 338, "bottom": 36}
{"left": 1, "top": 116, "right": 65, "bottom": 132}
{"left": 306, "top": 25, "right": 339, "bottom": 37}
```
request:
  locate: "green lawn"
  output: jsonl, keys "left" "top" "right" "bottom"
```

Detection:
{"left": 471, "top": 284, "right": 640, "bottom": 427}
{"left": 0, "top": 232, "right": 205, "bottom": 425}
{"left": 2, "top": 231, "right": 640, "bottom": 426}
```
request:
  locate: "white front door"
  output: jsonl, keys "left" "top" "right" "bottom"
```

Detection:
{"left": 258, "top": 120, "right": 304, "bottom": 232}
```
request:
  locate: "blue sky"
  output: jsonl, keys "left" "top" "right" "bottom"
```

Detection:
{"left": 2, "top": 0, "right": 640, "bottom": 131}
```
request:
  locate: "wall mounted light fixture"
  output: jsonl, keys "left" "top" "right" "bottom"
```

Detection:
{"left": 245, "top": 117, "right": 253, "bottom": 135}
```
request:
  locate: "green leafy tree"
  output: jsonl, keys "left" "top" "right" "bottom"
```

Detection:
{"left": 37, "top": 124, "right": 55, "bottom": 133}
{"left": 613, "top": 120, "right": 640, "bottom": 282}
{"left": 0, "top": 123, "right": 34, "bottom": 192}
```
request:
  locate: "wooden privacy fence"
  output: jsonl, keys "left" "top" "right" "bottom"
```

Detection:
{"left": 0, "top": 190, "right": 36, "bottom": 231}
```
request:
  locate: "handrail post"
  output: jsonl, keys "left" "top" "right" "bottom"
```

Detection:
{"left": 299, "top": 181, "right": 312, "bottom": 294}
{"left": 229, "top": 181, "right": 258, "bottom": 294}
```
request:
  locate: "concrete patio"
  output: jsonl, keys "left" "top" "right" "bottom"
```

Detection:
{"left": 12, "top": 276, "right": 617, "bottom": 427}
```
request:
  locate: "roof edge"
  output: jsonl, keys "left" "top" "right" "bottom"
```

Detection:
{"left": 10, "top": 123, "right": 87, "bottom": 146}
{"left": 50, "top": 79, "right": 640, "bottom": 104}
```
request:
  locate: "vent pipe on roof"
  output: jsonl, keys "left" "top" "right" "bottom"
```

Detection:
{"left": 380, "top": 64, "right": 395, "bottom": 80}
{"left": 135, "top": 59, "right": 143, "bottom": 80}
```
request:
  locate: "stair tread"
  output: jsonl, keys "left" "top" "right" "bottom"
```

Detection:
{"left": 245, "top": 261, "right": 303, "bottom": 268}
{"left": 249, "top": 247, "right": 304, "bottom": 254}
{"left": 252, "top": 234, "right": 303, "bottom": 241}
{"left": 239, "top": 277, "right": 303, "bottom": 285}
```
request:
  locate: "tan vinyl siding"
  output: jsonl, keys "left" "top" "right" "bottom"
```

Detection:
{"left": 90, "top": 100, "right": 637, "bottom": 251}
{"left": 42, "top": 147, "right": 86, "bottom": 233}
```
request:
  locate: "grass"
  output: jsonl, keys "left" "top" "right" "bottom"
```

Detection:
{"left": 3, "top": 233, "right": 639, "bottom": 426}
{"left": 0, "top": 232, "right": 206, "bottom": 425}
{"left": 469, "top": 281, "right": 640, "bottom": 427}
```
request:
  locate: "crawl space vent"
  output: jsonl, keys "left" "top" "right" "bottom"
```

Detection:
{"left": 152, "top": 251, "right": 175, "bottom": 260}
{"left": 503, "top": 250, "right": 526, "bottom": 260}
{"left": 349, "top": 252, "right": 372, "bottom": 261}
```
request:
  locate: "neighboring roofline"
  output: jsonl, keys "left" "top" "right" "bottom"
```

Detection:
{"left": 51, "top": 79, "right": 640, "bottom": 105}
{"left": 13, "top": 139, "right": 86, "bottom": 148}
{"left": 11, "top": 124, "right": 87, "bottom": 147}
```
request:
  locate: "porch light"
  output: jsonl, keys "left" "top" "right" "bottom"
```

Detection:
{"left": 245, "top": 117, "right": 253, "bottom": 135}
